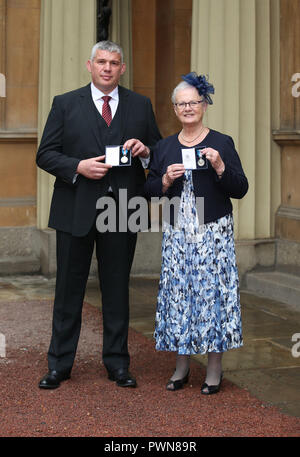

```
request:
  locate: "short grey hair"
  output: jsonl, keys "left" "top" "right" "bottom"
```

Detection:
{"left": 90, "top": 40, "right": 124, "bottom": 63}
{"left": 171, "top": 80, "right": 206, "bottom": 105}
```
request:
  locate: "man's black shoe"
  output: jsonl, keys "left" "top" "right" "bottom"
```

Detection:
{"left": 38, "top": 370, "right": 71, "bottom": 389}
{"left": 108, "top": 368, "right": 137, "bottom": 387}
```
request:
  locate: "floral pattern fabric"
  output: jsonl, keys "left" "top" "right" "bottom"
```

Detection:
{"left": 155, "top": 170, "right": 243, "bottom": 354}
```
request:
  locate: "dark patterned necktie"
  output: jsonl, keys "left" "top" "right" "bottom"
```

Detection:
{"left": 102, "top": 95, "right": 112, "bottom": 126}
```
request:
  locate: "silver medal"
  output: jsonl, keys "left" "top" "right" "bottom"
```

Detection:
{"left": 121, "top": 148, "right": 129, "bottom": 164}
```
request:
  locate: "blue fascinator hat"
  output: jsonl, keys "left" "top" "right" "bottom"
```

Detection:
{"left": 181, "top": 72, "right": 214, "bottom": 105}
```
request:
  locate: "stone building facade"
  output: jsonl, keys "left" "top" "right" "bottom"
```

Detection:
{"left": 0, "top": 1, "right": 299, "bottom": 305}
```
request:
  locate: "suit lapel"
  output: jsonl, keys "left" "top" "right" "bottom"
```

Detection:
{"left": 78, "top": 84, "right": 105, "bottom": 153}
{"left": 77, "top": 84, "right": 130, "bottom": 152}
{"left": 117, "top": 86, "right": 130, "bottom": 144}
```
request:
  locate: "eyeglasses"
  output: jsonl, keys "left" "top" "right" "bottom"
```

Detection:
{"left": 174, "top": 100, "right": 205, "bottom": 110}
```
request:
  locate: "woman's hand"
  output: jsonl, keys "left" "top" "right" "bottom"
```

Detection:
{"left": 162, "top": 163, "right": 185, "bottom": 191}
{"left": 202, "top": 147, "right": 225, "bottom": 176}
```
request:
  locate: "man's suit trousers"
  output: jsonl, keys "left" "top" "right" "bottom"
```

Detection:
{"left": 47, "top": 219, "right": 137, "bottom": 374}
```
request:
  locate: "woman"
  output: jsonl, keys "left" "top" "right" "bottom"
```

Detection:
{"left": 144, "top": 72, "right": 248, "bottom": 394}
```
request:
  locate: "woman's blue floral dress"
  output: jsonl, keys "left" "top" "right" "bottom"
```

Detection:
{"left": 154, "top": 170, "right": 243, "bottom": 354}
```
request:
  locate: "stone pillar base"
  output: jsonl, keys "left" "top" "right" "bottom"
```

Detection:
{"left": 36, "top": 230, "right": 163, "bottom": 278}
{"left": 0, "top": 227, "right": 40, "bottom": 275}
{"left": 37, "top": 229, "right": 163, "bottom": 278}
{"left": 2, "top": 227, "right": 300, "bottom": 283}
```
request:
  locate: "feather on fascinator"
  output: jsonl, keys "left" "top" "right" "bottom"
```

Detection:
{"left": 181, "top": 72, "right": 214, "bottom": 105}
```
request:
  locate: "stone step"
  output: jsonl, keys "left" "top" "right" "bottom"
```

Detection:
{"left": 245, "top": 270, "right": 300, "bottom": 308}
{"left": 0, "top": 256, "right": 40, "bottom": 275}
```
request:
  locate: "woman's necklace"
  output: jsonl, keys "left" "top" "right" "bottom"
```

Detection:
{"left": 180, "top": 126, "right": 206, "bottom": 143}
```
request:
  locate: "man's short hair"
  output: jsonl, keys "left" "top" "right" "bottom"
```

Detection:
{"left": 90, "top": 40, "right": 124, "bottom": 63}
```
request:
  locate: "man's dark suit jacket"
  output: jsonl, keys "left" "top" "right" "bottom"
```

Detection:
{"left": 36, "top": 84, "right": 161, "bottom": 236}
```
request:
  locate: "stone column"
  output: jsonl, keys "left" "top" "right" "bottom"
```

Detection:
{"left": 37, "top": 0, "right": 96, "bottom": 229}
{"left": 111, "top": 0, "right": 132, "bottom": 89}
{"left": 191, "top": 0, "right": 281, "bottom": 275}
{"left": 37, "top": 0, "right": 96, "bottom": 273}
{"left": 273, "top": 0, "right": 300, "bottom": 270}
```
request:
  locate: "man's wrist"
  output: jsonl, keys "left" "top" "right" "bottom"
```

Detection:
{"left": 216, "top": 164, "right": 225, "bottom": 177}
{"left": 77, "top": 161, "right": 83, "bottom": 174}
{"left": 141, "top": 146, "right": 150, "bottom": 158}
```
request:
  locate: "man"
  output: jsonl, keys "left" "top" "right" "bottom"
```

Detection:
{"left": 37, "top": 41, "right": 161, "bottom": 389}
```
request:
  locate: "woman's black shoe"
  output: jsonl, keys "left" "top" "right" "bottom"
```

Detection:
{"left": 166, "top": 369, "right": 190, "bottom": 391}
{"left": 201, "top": 372, "right": 223, "bottom": 395}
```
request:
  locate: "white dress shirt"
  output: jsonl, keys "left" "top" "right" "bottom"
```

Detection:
{"left": 73, "top": 83, "right": 150, "bottom": 184}
{"left": 90, "top": 83, "right": 150, "bottom": 169}
{"left": 90, "top": 83, "right": 119, "bottom": 119}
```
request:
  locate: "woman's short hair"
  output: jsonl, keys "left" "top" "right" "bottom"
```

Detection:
{"left": 171, "top": 81, "right": 192, "bottom": 104}
{"left": 91, "top": 41, "right": 124, "bottom": 63}
{"left": 171, "top": 81, "right": 207, "bottom": 104}
{"left": 172, "top": 73, "right": 214, "bottom": 105}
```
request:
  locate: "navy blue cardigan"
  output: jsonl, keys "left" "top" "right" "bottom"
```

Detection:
{"left": 144, "top": 129, "right": 248, "bottom": 225}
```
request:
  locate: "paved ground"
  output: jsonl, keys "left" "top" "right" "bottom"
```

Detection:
{"left": 0, "top": 274, "right": 299, "bottom": 438}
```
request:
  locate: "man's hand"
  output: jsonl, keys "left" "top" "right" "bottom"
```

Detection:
{"left": 77, "top": 155, "right": 112, "bottom": 179}
{"left": 123, "top": 138, "right": 150, "bottom": 159}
